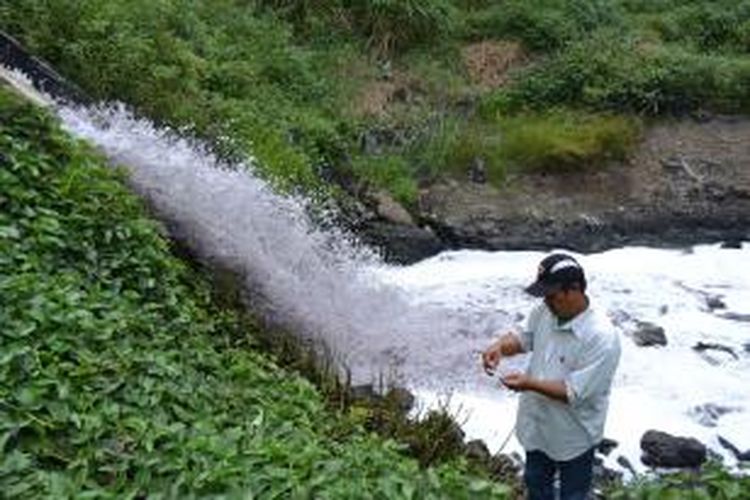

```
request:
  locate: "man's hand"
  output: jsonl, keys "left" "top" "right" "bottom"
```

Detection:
{"left": 482, "top": 341, "right": 503, "bottom": 375}
{"left": 500, "top": 372, "right": 530, "bottom": 391}
{"left": 501, "top": 375, "right": 570, "bottom": 403}
{"left": 482, "top": 332, "right": 523, "bottom": 375}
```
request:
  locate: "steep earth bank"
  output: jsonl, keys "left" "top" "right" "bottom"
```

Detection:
{"left": 364, "top": 116, "right": 750, "bottom": 263}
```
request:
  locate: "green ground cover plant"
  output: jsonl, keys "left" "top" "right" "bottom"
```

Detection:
{"left": 606, "top": 461, "right": 750, "bottom": 499}
{"left": 0, "top": 87, "right": 512, "bottom": 497}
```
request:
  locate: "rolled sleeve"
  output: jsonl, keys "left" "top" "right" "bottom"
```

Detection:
{"left": 565, "top": 334, "right": 620, "bottom": 406}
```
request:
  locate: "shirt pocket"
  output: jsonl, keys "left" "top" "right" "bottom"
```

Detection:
{"left": 542, "top": 342, "right": 578, "bottom": 379}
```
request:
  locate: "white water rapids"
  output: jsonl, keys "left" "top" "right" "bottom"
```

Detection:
{"left": 10, "top": 78, "right": 746, "bottom": 479}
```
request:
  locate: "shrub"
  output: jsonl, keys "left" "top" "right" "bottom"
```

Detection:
{"left": 606, "top": 461, "right": 750, "bottom": 499}
{"left": 0, "top": 0, "right": 343, "bottom": 192}
{"left": 496, "top": 110, "right": 640, "bottom": 173}
{"left": 485, "top": 32, "right": 750, "bottom": 115}
{"left": 410, "top": 116, "right": 507, "bottom": 183}
{"left": 648, "top": 1, "right": 750, "bottom": 52}
{"left": 462, "top": 0, "right": 623, "bottom": 52}
{"left": 352, "top": 154, "right": 419, "bottom": 206}
{"left": 349, "top": 0, "right": 459, "bottom": 56}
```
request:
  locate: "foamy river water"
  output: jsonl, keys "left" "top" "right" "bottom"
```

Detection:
{"left": 374, "top": 245, "right": 750, "bottom": 477}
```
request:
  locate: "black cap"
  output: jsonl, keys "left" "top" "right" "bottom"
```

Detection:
{"left": 525, "top": 253, "right": 586, "bottom": 297}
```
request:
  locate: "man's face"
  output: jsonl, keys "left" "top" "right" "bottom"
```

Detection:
{"left": 544, "top": 289, "right": 571, "bottom": 318}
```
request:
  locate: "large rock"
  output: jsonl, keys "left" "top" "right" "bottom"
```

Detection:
{"left": 358, "top": 221, "right": 444, "bottom": 264}
{"left": 597, "top": 437, "right": 619, "bottom": 456}
{"left": 632, "top": 321, "right": 668, "bottom": 347}
{"left": 640, "top": 430, "right": 707, "bottom": 467}
{"left": 371, "top": 190, "right": 414, "bottom": 226}
{"left": 465, "top": 439, "right": 491, "bottom": 462}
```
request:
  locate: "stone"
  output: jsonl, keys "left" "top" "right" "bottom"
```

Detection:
{"left": 705, "top": 295, "right": 727, "bottom": 310}
{"left": 689, "top": 403, "right": 737, "bottom": 427}
{"left": 488, "top": 453, "right": 520, "bottom": 481}
{"left": 616, "top": 455, "right": 637, "bottom": 477}
{"left": 597, "top": 438, "right": 619, "bottom": 456}
{"left": 384, "top": 387, "right": 415, "bottom": 414}
{"left": 592, "top": 460, "right": 622, "bottom": 489}
{"left": 465, "top": 439, "right": 491, "bottom": 462}
{"left": 720, "top": 240, "right": 743, "bottom": 249}
{"left": 469, "top": 156, "right": 487, "bottom": 184}
{"left": 640, "top": 430, "right": 707, "bottom": 468}
{"left": 358, "top": 221, "right": 444, "bottom": 264}
{"left": 632, "top": 321, "right": 667, "bottom": 347}
{"left": 608, "top": 310, "right": 632, "bottom": 327}
{"left": 660, "top": 156, "right": 684, "bottom": 171}
{"left": 717, "top": 312, "right": 750, "bottom": 323}
{"left": 717, "top": 435, "right": 750, "bottom": 461}
{"left": 692, "top": 341, "right": 738, "bottom": 360}
{"left": 371, "top": 190, "right": 414, "bottom": 226}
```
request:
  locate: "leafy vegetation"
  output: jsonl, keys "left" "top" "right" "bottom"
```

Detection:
{"left": 496, "top": 111, "right": 639, "bottom": 173}
{"left": 606, "top": 461, "right": 750, "bottom": 499}
{"left": 0, "top": 87, "right": 512, "bottom": 497}
{"left": 407, "top": 110, "right": 639, "bottom": 184}
{"left": 461, "top": 0, "right": 624, "bottom": 52}
{"left": 488, "top": 32, "right": 750, "bottom": 116}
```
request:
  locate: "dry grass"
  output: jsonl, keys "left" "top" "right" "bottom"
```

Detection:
{"left": 352, "top": 69, "right": 423, "bottom": 119}
{"left": 462, "top": 40, "right": 528, "bottom": 90}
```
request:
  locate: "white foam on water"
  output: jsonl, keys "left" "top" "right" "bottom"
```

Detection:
{"left": 377, "top": 245, "right": 750, "bottom": 476}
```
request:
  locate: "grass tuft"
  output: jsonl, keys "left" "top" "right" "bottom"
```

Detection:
{"left": 497, "top": 110, "right": 641, "bottom": 173}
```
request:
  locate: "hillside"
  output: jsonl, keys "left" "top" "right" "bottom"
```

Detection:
{"left": 0, "top": 85, "right": 511, "bottom": 497}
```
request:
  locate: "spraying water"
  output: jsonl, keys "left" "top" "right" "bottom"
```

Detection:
{"left": 56, "top": 103, "right": 505, "bottom": 389}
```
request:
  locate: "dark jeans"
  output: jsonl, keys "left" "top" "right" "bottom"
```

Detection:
{"left": 524, "top": 447, "right": 595, "bottom": 500}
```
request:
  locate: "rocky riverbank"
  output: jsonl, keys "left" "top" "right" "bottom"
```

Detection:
{"left": 361, "top": 115, "right": 750, "bottom": 263}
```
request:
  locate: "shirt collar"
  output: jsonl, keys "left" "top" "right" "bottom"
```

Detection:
{"left": 554, "top": 306, "right": 593, "bottom": 338}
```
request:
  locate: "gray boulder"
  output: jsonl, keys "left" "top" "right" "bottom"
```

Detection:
{"left": 640, "top": 430, "right": 707, "bottom": 467}
{"left": 632, "top": 321, "right": 668, "bottom": 347}
{"left": 465, "top": 439, "right": 491, "bottom": 462}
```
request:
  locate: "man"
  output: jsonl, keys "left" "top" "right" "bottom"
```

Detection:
{"left": 482, "top": 253, "right": 621, "bottom": 500}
